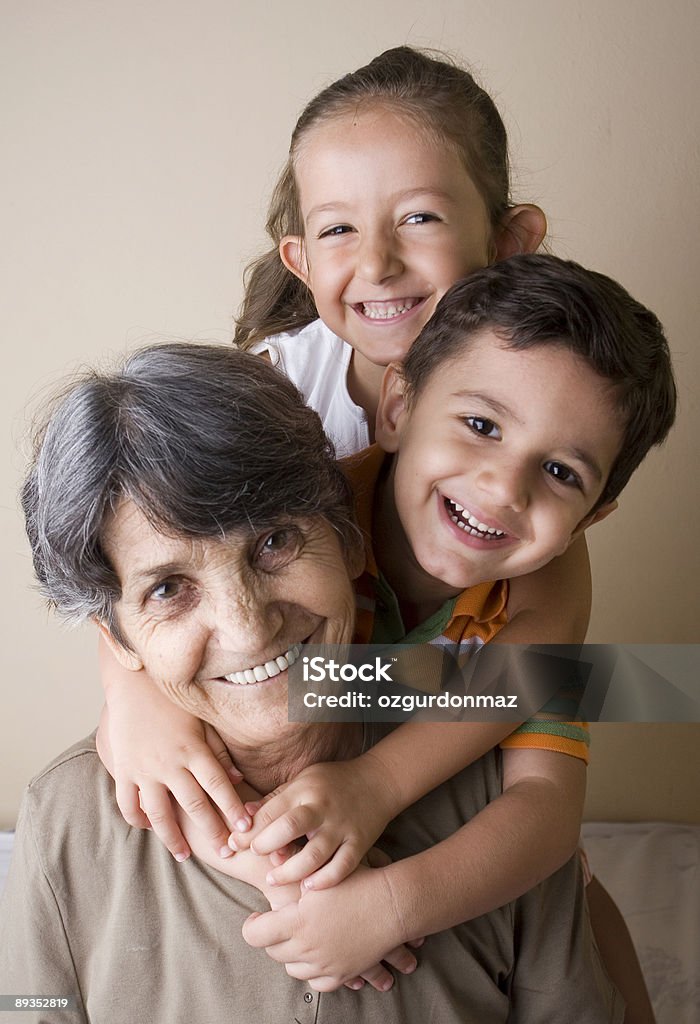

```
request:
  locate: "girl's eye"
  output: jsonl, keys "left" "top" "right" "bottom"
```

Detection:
{"left": 404, "top": 212, "right": 438, "bottom": 225}
{"left": 318, "top": 224, "right": 353, "bottom": 238}
{"left": 255, "top": 527, "right": 303, "bottom": 570}
{"left": 543, "top": 461, "right": 581, "bottom": 488}
{"left": 466, "top": 416, "right": 501, "bottom": 439}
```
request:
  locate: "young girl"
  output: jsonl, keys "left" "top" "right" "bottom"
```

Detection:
{"left": 100, "top": 47, "right": 654, "bottom": 1020}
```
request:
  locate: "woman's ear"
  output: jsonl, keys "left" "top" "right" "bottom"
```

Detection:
{"left": 375, "top": 364, "right": 409, "bottom": 453}
{"left": 493, "top": 204, "right": 547, "bottom": 260}
{"left": 94, "top": 618, "right": 143, "bottom": 672}
{"left": 279, "top": 235, "right": 309, "bottom": 284}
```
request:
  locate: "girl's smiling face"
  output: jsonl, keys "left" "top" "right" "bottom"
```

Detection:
{"left": 375, "top": 333, "right": 621, "bottom": 604}
{"left": 280, "top": 106, "right": 496, "bottom": 395}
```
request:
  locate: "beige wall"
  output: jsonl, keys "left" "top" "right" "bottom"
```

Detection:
{"left": 2, "top": 0, "right": 698, "bottom": 827}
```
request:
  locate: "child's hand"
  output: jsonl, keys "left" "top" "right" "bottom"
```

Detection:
{"left": 229, "top": 757, "right": 398, "bottom": 889}
{"left": 97, "top": 697, "right": 252, "bottom": 862}
{"left": 241, "top": 861, "right": 418, "bottom": 991}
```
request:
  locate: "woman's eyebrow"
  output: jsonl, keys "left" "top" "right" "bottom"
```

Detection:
{"left": 125, "top": 562, "right": 186, "bottom": 592}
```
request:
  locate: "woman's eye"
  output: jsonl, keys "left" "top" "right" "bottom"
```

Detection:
{"left": 255, "top": 527, "right": 302, "bottom": 569}
{"left": 466, "top": 416, "right": 501, "bottom": 439}
{"left": 544, "top": 461, "right": 581, "bottom": 488}
{"left": 149, "top": 578, "right": 182, "bottom": 601}
{"left": 404, "top": 212, "right": 438, "bottom": 225}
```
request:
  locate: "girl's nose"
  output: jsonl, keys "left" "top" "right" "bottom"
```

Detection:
{"left": 356, "top": 231, "right": 403, "bottom": 284}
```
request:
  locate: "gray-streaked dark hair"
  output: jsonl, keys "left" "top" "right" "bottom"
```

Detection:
{"left": 22, "top": 344, "right": 357, "bottom": 638}
{"left": 401, "top": 253, "right": 677, "bottom": 510}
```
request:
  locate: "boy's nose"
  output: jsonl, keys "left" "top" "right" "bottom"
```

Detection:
{"left": 356, "top": 231, "right": 403, "bottom": 284}
{"left": 475, "top": 461, "right": 530, "bottom": 514}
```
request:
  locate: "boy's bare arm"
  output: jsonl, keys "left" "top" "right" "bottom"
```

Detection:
{"left": 247, "top": 538, "right": 591, "bottom": 887}
{"left": 242, "top": 746, "right": 586, "bottom": 987}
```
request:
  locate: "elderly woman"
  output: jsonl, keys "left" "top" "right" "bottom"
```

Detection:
{"left": 1, "top": 344, "right": 616, "bottom": 1023}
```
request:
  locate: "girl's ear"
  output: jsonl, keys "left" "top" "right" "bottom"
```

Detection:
{"left": 493, "top": 204, "right": 547, "bottom": 260}
{"left": 375, "top": 364, "right": 409, "bottom": 453}
{"left": 279, "top": 235, "right": 309, "bottom": 284}
{"left": 94, "top": 618, "right": 143, "bottom": 672}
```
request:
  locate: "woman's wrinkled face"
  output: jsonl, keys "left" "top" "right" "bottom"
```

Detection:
{"left": 100, "top": 500, "right": 357, "bottom": 746}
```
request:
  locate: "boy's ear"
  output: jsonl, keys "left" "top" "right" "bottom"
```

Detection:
{"left": 279, "top": 235, "right": 309, "bottom": 284}
{"left": 569, "top": 500, "right": 618, "bottom": 546}
{"left": 94, "top": 617, "right": 143, "bottom": 672}
{"left": 375, "top": 364, "right": 409, "bottom": 453}
{"left": 493, "top": 205, "right": 547, "bottom": 260}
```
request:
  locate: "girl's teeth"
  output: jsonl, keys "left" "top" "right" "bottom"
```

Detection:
{"left": 224, "top": 644, "right": 302, "bottom": 685}
{"left": 361, "top": 299, "right": 418, "bottom": 319}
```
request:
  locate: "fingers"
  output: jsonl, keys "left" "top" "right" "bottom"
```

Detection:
{"left": 364, "top": 846, "right": 392, "bottom": 869}
{"left": 242, "top": 908, "right": 292, "bottom": 950}
{"left": 250, "top": 804, "right": 323, "bottom": 856}
{"left": 165, "top": 773, "right": 236, "bottom": 856}
{"left": 299, "top": 844, "right": 361, "bottom": 890}
{"left": 357, "top": 963, "right": 396, "bottom": 992}
{"left": 265, "top": 834, "right": 338, "bottom": 886}
{"left": 134, "top": 783, "right": 191, "bottom": 862}
{"left": 115, "top": 778, "right": 152, "bottom": 831}
{"left": 380, "top": 943, "right": 418, "bottom": 975}
{"left": 186, "top": 743, "right": 251, "bottom": 834}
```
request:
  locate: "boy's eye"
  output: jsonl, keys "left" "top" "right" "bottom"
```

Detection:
{"left": 466, "top": 416, "right": 501, "bottom": 439}
{"left": 318, "top": 224, "right": 353, "bottom": 238}
{"left": 254, "top": 527, "right": 303, "bottom": 570}
{"left": 404, "top": 212, "right": 438, "bottom": 225}
{"left": 543, "top": 461, "right": 581, "bottom": 488}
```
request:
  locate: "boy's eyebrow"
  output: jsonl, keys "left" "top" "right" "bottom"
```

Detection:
{"left": 559, "top": 447, "right": 604, "bottom": 483}
{"left": 452, "top": 390, "right": 523, "bottom": 426}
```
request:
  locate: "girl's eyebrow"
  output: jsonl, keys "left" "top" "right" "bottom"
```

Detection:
{"left": 305, "top": 187, "right": 456, "bottom": 222}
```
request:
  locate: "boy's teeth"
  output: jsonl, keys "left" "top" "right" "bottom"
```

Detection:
{"left": 445, "top": 499, "right": 506, "bottom": 539}
{"left": 361, "top": 298, "right": 418, "bottom": 319}
{"left": 224, "top": 644, "right": 302, "bottom": 685}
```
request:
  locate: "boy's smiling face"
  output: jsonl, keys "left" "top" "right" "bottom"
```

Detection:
{"left": 376, "top": 331, "right": 622, "bottom": 599}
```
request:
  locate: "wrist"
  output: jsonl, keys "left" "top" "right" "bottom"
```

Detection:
{"left": 354, "top": 748, "right": 404, "bottom": 822}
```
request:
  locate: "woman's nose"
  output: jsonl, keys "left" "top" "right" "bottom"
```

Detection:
{"left": 213, "top": 592, "right": 284, "bottom": 656}
{"left": 356, "top": 231, "right": 403, "bottom": 284}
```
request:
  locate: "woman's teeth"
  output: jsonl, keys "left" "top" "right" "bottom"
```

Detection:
{"left": 445, "top": 498, "right": 506, "bottom": 539}
{"left": 361, "top": 298, "right": 419, "bottom": 319}
{"left": 224, "top": 644, "right": 302, "bottom": 685}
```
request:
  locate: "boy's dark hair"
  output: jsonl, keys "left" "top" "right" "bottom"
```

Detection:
{"left": 401, "top": 254, "right": 676, "bottom": 509}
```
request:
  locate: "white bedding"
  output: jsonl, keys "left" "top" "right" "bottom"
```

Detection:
{"left": 582, "top": 821, "right": 700, "bottom": 1024}
{"left": 1, "top": 824, "right": 698, "bottom": 1020}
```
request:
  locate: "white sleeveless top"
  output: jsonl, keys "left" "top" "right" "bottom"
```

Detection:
{"left": 252, "top": 319, "right": 370, "bottom": 458}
